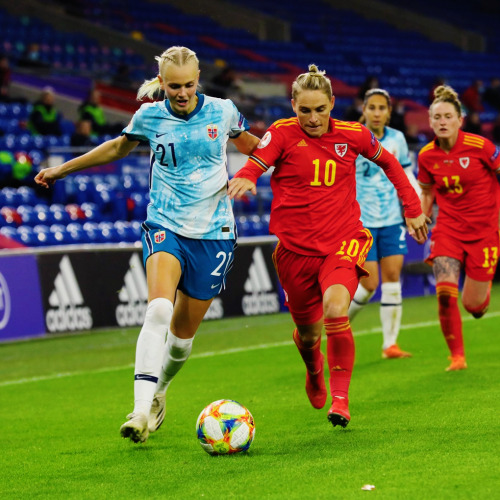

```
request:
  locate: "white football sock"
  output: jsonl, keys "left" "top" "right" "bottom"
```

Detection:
{"left": 380, "top": 282, "right": 402, "bottom": 350}
{"left": 133, "top": 297, "right": 173, "bottom": 416}
{"left": 155, "top": 330, "right": 194, "bottom": 395}
{"left": 348, "top": 283, "right": 375, "bottom": 320}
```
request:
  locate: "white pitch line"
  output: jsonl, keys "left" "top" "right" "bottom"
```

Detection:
{"left": 1, "top": 311, "right": 499, "bottom": 388}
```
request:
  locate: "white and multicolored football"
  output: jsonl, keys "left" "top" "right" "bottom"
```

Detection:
{"left": 196, "top": 399, "right": 255, "bottom": 455}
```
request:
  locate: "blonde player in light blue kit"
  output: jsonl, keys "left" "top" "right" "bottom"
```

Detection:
{"left": 348, "top": 89, "right": 421, "bottom": 359}
{"left": 35, "top": 46, "right": 260, "bottom": 443}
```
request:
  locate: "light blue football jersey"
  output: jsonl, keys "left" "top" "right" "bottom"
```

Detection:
{"left": 122, "top": 92, "right": 249, "bottom": 239}
{"left": 355, "top": 126, "right": 412, "bottom": 228}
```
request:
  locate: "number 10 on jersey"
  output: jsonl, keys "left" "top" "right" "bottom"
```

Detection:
{"left": 310, "top": 159, "right": 337, "bottom": 186}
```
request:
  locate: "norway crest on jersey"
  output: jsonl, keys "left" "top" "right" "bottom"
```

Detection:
{"left": 459, "top": 157, "right": 470, "bottom": 168}
{"left": 207, "top": 124, "right": 218, "bottom": 140}
{"left": 155, "top": 231, "right": 166, "bottom": 244}
{"left": 335, "top": 143, "right": 348, "bottom": 157}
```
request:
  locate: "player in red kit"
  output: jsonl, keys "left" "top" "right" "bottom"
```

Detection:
{"left": 418, "top": 85, "right": 500, "bottom": 371}
{"left": 228, "top": 65, "right": 429, "bottom": 428}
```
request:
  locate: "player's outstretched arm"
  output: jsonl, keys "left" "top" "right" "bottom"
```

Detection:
{"left": 35, "top": 135, "right": 139, "bottom": 188}
{"left": 227, "top": 177, "right": 257, "bottom": 199}
{"left": 405, "top": 213, "right": 431, "bottom": 244}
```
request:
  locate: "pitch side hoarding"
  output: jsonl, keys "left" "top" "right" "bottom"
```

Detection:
{"left": 0, "top": 254, "right": 45, "bottom": 341}
{"left": 35, "top": 241, "right": 283, "bottom": 335}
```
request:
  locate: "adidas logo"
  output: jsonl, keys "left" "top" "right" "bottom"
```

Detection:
{"left": 116, "top": 253, "right": 148, "bottom": 327}
{"left": 242, "top": 247, "right": 279, "bottom": 315}
{"left": 46, "top": 255, "right": 93, "bottom": 332}
{"left": 297, "top": 139, "right": 308, "bottom": 147}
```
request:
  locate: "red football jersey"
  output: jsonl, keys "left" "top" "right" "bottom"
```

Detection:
{"left": 234, "top": 117, "right": 421, "bottom": 256}
{"left": 418, "top": 130, "right": 500, "bottom": 241}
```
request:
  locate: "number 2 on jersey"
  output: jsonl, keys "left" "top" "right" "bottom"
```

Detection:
{"left": 310, "top": 159, "right": 336, "bottom": 186}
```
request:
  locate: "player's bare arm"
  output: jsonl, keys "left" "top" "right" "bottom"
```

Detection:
{"left": 227, "top": 177, "right": 257, "bottom": 199}
{"left": 35, "top": 135, "right": 139, "bottom": 188}
{"left": 230, "top": 131, "right": 260, "bottom": 156}
{"left": 419, "top": 183, "right": 435, "bottom": 218}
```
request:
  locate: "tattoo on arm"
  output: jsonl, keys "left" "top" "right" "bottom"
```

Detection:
{"left": 433, "top": 256, "right": 461, "bottom": 283}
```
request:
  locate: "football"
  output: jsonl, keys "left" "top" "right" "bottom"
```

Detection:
{"left": 196, "top": 399, "right": 255, "bottom": 455}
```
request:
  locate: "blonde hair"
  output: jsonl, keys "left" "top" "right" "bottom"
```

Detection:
{"left": 430, "top": 85, "right": 462, "bottom": 117}
{"left": 291, "top": 64, "right": 332, "bottom": 101}
{"left": 137, "top": 46, "right": 199, "bottom": 101}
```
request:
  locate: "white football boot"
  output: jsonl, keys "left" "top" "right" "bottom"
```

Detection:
{"left": 120, "top": 412, "right": 149, "bottom": 443}
{"left": 148, "top": 393, "right": 166, "bottom": 433}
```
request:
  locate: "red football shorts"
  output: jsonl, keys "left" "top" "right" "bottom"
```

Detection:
{"left": 272, "top": 228, "right": 372, "bottom": 325}
{"left": 426, "top": 230, "right": 500, "bottom": 281}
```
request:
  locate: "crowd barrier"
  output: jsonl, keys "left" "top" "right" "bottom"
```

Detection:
{"left": 0, "top": 236, "right": 283, "bottom": 342}
{"left": 3, "top": 232, "right": 496, "bottom": 343}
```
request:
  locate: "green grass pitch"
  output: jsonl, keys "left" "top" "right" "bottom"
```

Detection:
{"left": 1, "top": 287, "right": 499, "bottom": 499}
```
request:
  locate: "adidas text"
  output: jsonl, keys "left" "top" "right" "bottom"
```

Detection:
{"left": 46, "top": 306, "right": 93, "bottom": 332}
{"left": 242, "top": 293, "right": 279, "bottom": 315}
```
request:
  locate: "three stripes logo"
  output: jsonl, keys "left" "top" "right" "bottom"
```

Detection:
{"left": 116, "top": 253, "right": 148, "bottom": 327}
{"left": 46, "top": 255, "right": 93, "bottom": 332}
{"left": 242, "top": 247, "right": 279, "bottom": 315}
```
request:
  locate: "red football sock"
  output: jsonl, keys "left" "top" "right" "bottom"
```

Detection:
{"left": 324, "top": 317, "right": 354, "bottom": 399}
{"left": 293, "top": 328, "right": 322, "bottom": 374}
{"left": 436, "top": 282, "right": 464, "bottom": 357}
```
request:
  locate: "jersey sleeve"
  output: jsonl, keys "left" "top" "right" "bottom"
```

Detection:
{"left": 417, "top": 153, "right": 433, "bottom": 186}
{"left": 227, "top": 100, "right": 250, "bottom": 138}
{"left": 357, "top": 125, "right": 384, "bottom": 161}
{"left": 233, "top": 123, "right": 284, "bottom": 183}
{"left": 121, "top": 105, "right": 149, "bottom": 142}
{"left": 483, "top": 140, "right": 500, "bottom": 172}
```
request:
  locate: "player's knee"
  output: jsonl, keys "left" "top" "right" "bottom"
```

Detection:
{"left": 144, "top": 297, "right": 174, "bottom": 328}
{"left": 462, "top": 295, "right": 487, "bottom": 314}
{"left": 324, "top": 300, "right": 349, "bottom": 318}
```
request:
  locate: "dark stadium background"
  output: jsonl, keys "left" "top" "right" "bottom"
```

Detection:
{"left": 0, "top": 0, "right": 499, "bottom": 340}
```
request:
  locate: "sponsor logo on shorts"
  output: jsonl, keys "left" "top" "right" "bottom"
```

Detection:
{"left": 242, "top": 247, "right": 279, "bottom": 315}
{"left": 116, "top": 253, "right": 148, "bottom": 327}
{"left": 46, "top": 256, "right": 93, "bottom": 332}
{"left": 0, "top": 272, "right": 11, "bottom": 330}
{"left": 155, "top": 231, "right": 166, "bottom": 244}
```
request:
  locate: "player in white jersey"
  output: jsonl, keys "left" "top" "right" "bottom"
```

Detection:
{"left": 35, "top": 46, "right": 260, "bottom": 443}
{"left": 348, "top": 89, "right": 420, "bottom": 359}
